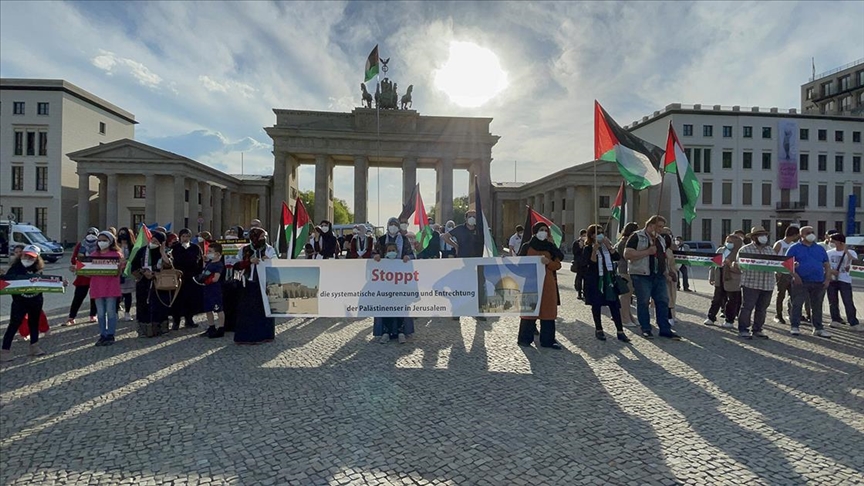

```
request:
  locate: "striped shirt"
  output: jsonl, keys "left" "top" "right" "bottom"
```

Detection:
{"left": 738, "top": 243, "right": 777, "bottom": 291}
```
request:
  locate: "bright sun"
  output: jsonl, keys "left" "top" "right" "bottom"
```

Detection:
{"left": 434, "top": 41, "right": 508, "bottom": 108}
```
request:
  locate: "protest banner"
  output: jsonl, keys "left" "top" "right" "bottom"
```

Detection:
{"left": 851, "top": 259, "right": 864, "bottom": 280}
{"left": 0, "top": 275, "right": 65, "bottom": 295}
{"left": 75, "top": 256, "right": 122, "bottom": 276}
{"left": 673, "top": 251, "right": 722, "bottom": 267}
{"left": 257, "top": 256, "right": 546, "bottom": 318}
{"left": 736, "top": 254, "right": 795, "bottom": 274}
{"left": 214, "top": 239, "right": 249, "bottom": 268}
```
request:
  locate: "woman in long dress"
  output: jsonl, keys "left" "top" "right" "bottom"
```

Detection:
{"left": 517, "top": 222, "right": 563, "bottom": 349}
{"left": 232, "top": 228, "right": 277, "bottom": 344}
{"left": 169, "top": 228, "right": 203, "bottom": 330}
{"left": 581, "top": 224, "right": 630, "bottom": 342}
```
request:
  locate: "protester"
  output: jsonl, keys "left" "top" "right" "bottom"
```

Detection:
{"left": 818, "top": 229, "right": 838, "bottom": 251}
{"left": 0, "top": 243, "right": 25, "bottom": 275}
{"left": 1, "top": 245, "right": 51, "bottom": 361}
{"left": 736, "top": 227, "right": 775, "bottom": 339}
{"left": 304, "top": 244, "right": 315, "bottom": 259}
{"left": 372, "top": 239, "right": 415, "bottom": 343}
{"left": 347, "top": 225, "right": 374, "bottom": 259}
{"left": 132, "top": 231, "right": 173, "bottom": 337}
{"left": 572, "top": 229, "right": 588, "bottom": 300}
{"left": 314, "top": 221, "right": 338, "bottom": 259}
{"left": 580, "top": 224, "right": 630, "bottom": 342}
{"left": 441, "top": 210, "right": 483, "bottom": 258}
{"left": 660, "top": 227, "right": 679, "bottom": 327}
{"left": 170, "top": 228, "right": 203, "bottom": 330}
{"left": 508, "top": 225, "right": 524, "bottom": 255}
{"left": 826, "top": 234, "right": 860, "bottom": 331}
{"left": 440, "top": 221, "right": 456, "bottom": 258}
{"left": 787, "top": 226, "right": 832, "bottom": 337}
{"left": 773, "top": 225, "right": 807, "bottom": 324}
{"left": 166, "top": 232, "right": 178, "bottom": 249}
{"left": 614, "top": 222, "right": 639, "bottom": 327}
{"left": 116, "top": 227, "right": 136, "bottom": 321}
{"left": 220, "top": 228, "right": 242, "bottom": 333}
{"left": 195, "top": 242, "right": 226, "bottom": 338}
{"left": 90, "top": 231, "right": 124, "bottom": 346}
{"left": 705, "top": 234, "right": 743, "bottom": 329}
{"left": 517, "top": 222, "right": 563, "bottom": 349}
{"left": 734, "top": 229, "right": 749, "bottom": 245}
{"left": 416, "top": 225, "right": 441, "bottom": 259}
{"left": 675, "top": 236, "right": 691, "bottom": 291}
{"left": 624, "top": 215, "right": 681, "bottom": 340}
{"left": 65, "top": 227, "right": 99, "bottom": 326}
{"left": 233, "top": 228, "right": 277, "bottom": 344}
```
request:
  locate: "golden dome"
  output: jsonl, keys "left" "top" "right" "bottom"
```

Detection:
{"left": 495, "top": 276, "right": 520, "bottom": 291}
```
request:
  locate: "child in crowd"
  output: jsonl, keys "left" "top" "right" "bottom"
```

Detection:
{"left": 196, "top": 242, "right": 226, "bottom": 338}
{"left": 372, "top": 242, "right": 414, "bottom": 344}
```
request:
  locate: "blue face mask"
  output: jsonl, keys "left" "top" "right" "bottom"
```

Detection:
{"left": 385, "top": 251, "right": 398, "bottom": 259}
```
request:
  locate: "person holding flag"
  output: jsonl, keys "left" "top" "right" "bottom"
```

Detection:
{"left": 580, "top": 224, "right": 630, "bottom": 342}
{"left": 736, "top": 227, "right": 776, "bottom": 339}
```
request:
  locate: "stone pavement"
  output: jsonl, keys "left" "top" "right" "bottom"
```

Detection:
{"left": 1, "top": 269, "right": 863, "bottom": 485}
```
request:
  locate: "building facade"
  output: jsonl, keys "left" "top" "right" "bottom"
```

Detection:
{"left": 0, "top": 79, "right": 136, "bottom": 244}
{"left": 801, "top": 58, "right": 864, "bottom": 117}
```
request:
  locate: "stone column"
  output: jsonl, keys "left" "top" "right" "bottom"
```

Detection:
{"left": 354, "top": 155, "right": 368, "bottom": 223}
{"left": 145, "top": 174, "right": 157, "bottom": 225}
{"left": 476, "top": 159, "right": 492, "bottom": 220}
{"left": 257, "top": 187, "right": 270, "bottom": 230}
{"left": 495, "top": 197, "right": 505, "bottom": 246}
{"left": 271, "top": 153, "right": 287, "bottom": 236}
{"left": 527, "top": 195, "right": 536, "bottom": 210}
{"left": 106, "top": 173, "right": 118, "bottom": 228}
{"left": 97, "top": 175, "right": 107, "bottom": 229}
{"left": 436, "top": 158, "right": 454, "bottom": 223}
{"left": 565, "top": 186, "right": 576, "bottom": 242}
{"left": 315, "top": 154, "right": 333, "bottom": 223}
{"left": 202, "top": 184, "right": 213, "bottom": 233}
{"left": 575, "top": 186, "right": 592, "bottom": 236}
{"left": 188, "top": 180, "right": 200, "bottom": 231}
{"left": 230, "top": 191, "right": 241, "bottom": 229}
{"left": 212, "top": 186, "right": 223, "bottom": 236}
{"left": 402, "top": 156, "right": 417, "bottom": 208}
{"left": 173, "top": 176, "right": 186, "bottom": 231}
{"left": 77, "top": 172, "right": 90, "bottom": 237}
{"left": 536, "top": 192, "right": 545, "bottom": 215}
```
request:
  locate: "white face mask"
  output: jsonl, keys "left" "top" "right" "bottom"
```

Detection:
{"left": 757, "top": 236, "right": 768, "bottom": 245}
{"left": 536, "top": 231, "right": 548, "bottom": 241}
{"left": 320, "top": 225, "right": 330, "bottom": 232}
{"left": 148, "top": 242, "right": 160, "bottom": 249}
{"left": 21, "top": 259, "right": 35, "bottom": 268}
{"left": 206, "top": 253, "right": 217, "bottom": 261}
{"left": 805, "top": 233, "right": 817, "bottom": 243}
{"left": 85, "top": 235, "right": 97, "bottom": 242}
{"left": 400, "top": 223, "right": 408, "bottom": 231}
{"left": 596, "top": 234, "right": 605, "bottom": 243}
{"left": 352, "top": 229, "right": 359, "bottom": 235}
{"left": 388, "top": 225, "right": 399, "bottom": 235}
{"left": 466, "top": 217, "right": 476, "bottom": 226}
{"left": 97, "top": 241, "right": 110, "bottom": 250}
{"left": 725, "top": 242, "right": 735, "bottom": 250}
{"left": 446, "top": 225, "right": 454, "bottom": 231}
{"left": 385, "top": 251, "right": 398, "bottom": 259}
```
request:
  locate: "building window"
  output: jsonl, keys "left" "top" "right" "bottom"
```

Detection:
{"left": 742, "top": 220, "right": 752, "bottom": 234}
{"left": 184, "top": 190, "right": 189, "bottom": 202}
{"left": 854, "top": 131, "right": 861, "bottom": 143}
{"left": 702, "top": 148, "right": 711, "bottom": 173}
{"left": 853, "top": 186, "right": 862, "bottom": 208}
{"left": 762, "top": 152, "right": 771, "bottom": 170}
{"left": 743, "top": 126, "right": 753, "bottom": 138}
{"left": 11, "top": 166, "right": 24, "bottom": 191}
{"left": 854, "top": 156, "right": 861, "bottom": 173}
{"left": 722, "top": 126, "right": 732, "bottom": 138}
{"left": 12, "top": 101, "right": 24, "bottom": 115}
{"left": 800, "top": 128, "right": 809, "bottom": 140}
{"left": 762, "top": 127, "right": 772, "bottom": 139}
{"left": 703, "top": 125, "right": 713, "bottom": 137}
{"left": 598, "top": 195, "right": 610, "bottom": 208}
{"left": 134, "top": 185, "right": 147, "bottom": 198}
{"left": 702, "top": 182, "right": 712, "bottom": 205}
{"left": 836, "top": 130, "right": 844, "bottom": 142}
{"left": 14, "top": 131, "right": 23, "bottom": 155}
{"left": 841, "top": 96, "right": 853, "bottom": 112}
{"left": 839, "top": 75, "right": 851, "bottom": 91}
{"left": 34, "top": 208, "right": 47, "bottom": 233}
{"left": 198, "top": 193, "right": 203, "bottom": 205}
{"left": 762, "top": 183, "right": 771, "bottom": 206}
{"left": 38, "top": 132, "right": 47, "bottom": 156}
{"left": 822, "top": 81, "right": 834, "bottom": 97}
{"left": 858, "top": 70, "right": 864, "bottom": 86}
{"left": 799, "top": 153, "right": 809, "bottom": 171}
{"left": 818, "top": 185, "right": 827, "bottom": 207}
{"left": 702, "top": 219, "right": 712, "bottom": 242}
{"left": 26, "top": 131, "right": 35, "bottom": 156}
{"left": 835, "top": 155, "right": 844, "bottom": 172}
{"left": 35, "top": 166, "right": 47, "bottom": 191}
{"left": 722, "top": 182, "right": 732, "bottom": 205}
{"left": 761, "top": 219, "right": 771, "bottom": 233}
{"left": 835, "top": 185, "right": 845, "bottom": 207}
{"left": 743, "top": 151, "right": 753, "bottom": 169}
{"left": 818, "top": 154, "right": 827, "bottom": 171}
{"left": 722, "top": 151, "right": 732, "bottom": 169}
{"left": 806, "top": 87, "right": 814, "bottom": 100}
{"left": 817, "top": 221, "right": 827, "bottom": 239}
{"left": 799, "top": 220, "right": 808, "bottom": 228}
{"left": 682, "top": 124, "right": 693, "bottom": 136}
{"left": 681, "top": 219, "right": 692, "bottom": 240}
{"left": 132, "top": 213, "right": 146, "bottom": 228}
{"left": 799, "top": 184, "right": 809, "bottom": 205}
{"left": 721, "top": 219, "right": 732, "bottom": 238}
{"left": 99, "top": 122, "right": 106, "bottom": 135}
{"left": 10, "top": 207, "right": 23, "bottom": 223}
{"left": 742, "top": 183, "right": 752, "bottom": 206}
{"left": 37, "top": 102, "right": 49, "bottom": 115}
{"left": 824, "top": 100, "right": 836, "bottom": 113}
{"left": 818, "top": 129, "right": 827, "bottom": 141}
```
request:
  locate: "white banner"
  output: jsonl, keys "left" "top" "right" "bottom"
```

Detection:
{"left": 257, "top": 256, "right": 547, "bottom": 318}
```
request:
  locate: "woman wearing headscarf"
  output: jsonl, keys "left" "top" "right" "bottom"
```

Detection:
{"left": 169, "top": 228, "right": 204, "bottom": 330}
{"left": 131, "top": 231, "right": 173, "bottom": 337}
{"left": 581, "top": 224, "right": 630, "bottom": 342}
{"left": 233, "top": 228, "right": 277, "bottom": 344}
{"left": 65, "top": 227, "right": 100, "bottom": 326}
{"left": 116, "top": 226, "right": 137, "bottom": 321}
{"left": 314, "top": 220, "right": 338, "bottom": 259}
{"left": 346, "top": 225, "right": 374, "bottom": 259}
{"left": 517, "top": 222, "right": 564, "bottom": 349}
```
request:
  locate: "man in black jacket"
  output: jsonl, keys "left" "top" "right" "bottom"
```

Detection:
{"left": 572, "top": 229, "right": 587, "bottom": 300}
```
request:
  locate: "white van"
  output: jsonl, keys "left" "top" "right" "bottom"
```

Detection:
{"left": 0, "top": 220, "right": 64, "bottom": 263}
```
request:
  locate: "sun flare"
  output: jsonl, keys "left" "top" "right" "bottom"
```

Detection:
{"left": 434, "top": 41, "right": 508, "bottom": 108}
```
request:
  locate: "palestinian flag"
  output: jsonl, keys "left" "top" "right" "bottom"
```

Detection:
{"left": 610, "top": 181, "right": 626, "bottom": 233}
{"left": 737, "top": 254, "right": 795, "bottom": 274}
{"left": 364, "top": 45, "right": 379, "bottom": 83}
{"left": 290, "top": 197, "right": 313, "bottom": 259}
{"left": 664, "top": 122, "right": 701, "bottom": 224}
{"left": 673, "top": 251, "right": 723, "bottom": 267}
{"left": 0, "top": 275, "right": 65, "bottom": 295}
{"left": 413, "top": 185, "right": 435, "bottom": 252}
{"left": 851, "top": 259, "right": 864, "bottom": 279}
{"left": 475, "top": 177, "right": 498, "bottom": 257}
{"left": 76, "top": 256, "right": 122, "bottom": 276}
{"left": 277, "top": 201, "right": 292, "bottom": 257}
{"left": 123, "top": 223, "right": 151, "bottom": 278}
{"left": 595, "top": 101, "right": 663, "bottom": 190}
{"left": 399, "top": 183, "right": 417, "bottom": 223}
{"left": 522, "top": 207, "right": 563, "bottom": 250}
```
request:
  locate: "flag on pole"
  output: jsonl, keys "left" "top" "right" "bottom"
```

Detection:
{"left": 413, "top": 186, "right": 435, "bottom": 252}
{"left": 277, "top": 201, "right": 292, "bottom": 257}
{"left": 594, "top": 101, "right": 664, "bottom": 190}
{"left": 522, "top": 207, "right": 564, "bottom": 249}
{"left": 364, "top": 45, "right": 380, "bottom": 83}
{"left": 290, "top": 198, "right": 313, "bottom": 259}
{"left": 475, "top": 177, "right": 498, "bottom": 257}
{"left": 399, "top": 183, "right": 418, "bottom": 223}
{"left": 611, "top": 181, "right": 627, "bottom": 233}
{"left": 663, "top": 122, "right": 701, "bottom": 224}
{"left": 123, "top": 223, "right": 152, "bottom": 277}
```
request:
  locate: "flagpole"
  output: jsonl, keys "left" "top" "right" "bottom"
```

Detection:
{"left": 593, "top": 158, "right": 598, "bottom": 226}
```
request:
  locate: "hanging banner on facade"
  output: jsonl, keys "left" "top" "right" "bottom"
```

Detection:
{"left": 777, "top": 119, "right": 799, "bottom": 189}
{"left": 0, "top": 275, "right": 65, "bottom": 295}
{"left": 75, "top": 256, "right": 122, "bottom": 276}
{"left": 257, "top": 257, "right": 546, "bottom": 318}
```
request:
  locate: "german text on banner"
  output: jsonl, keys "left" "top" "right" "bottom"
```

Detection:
{"left": 75, "top": 256, "right": 122, "bottom": 276}
{"left": 257, "top": 257, "right": 547, "bottom": 318}
{"left": 0, "top": 275, "right": 65, "bottom": 295}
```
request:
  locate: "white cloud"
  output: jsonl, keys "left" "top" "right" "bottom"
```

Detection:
{"left": 90, "top": 49, "right": 162, "bottom": 88}
{"left": 198, "top": 75, "right": 256, "bottom": 98}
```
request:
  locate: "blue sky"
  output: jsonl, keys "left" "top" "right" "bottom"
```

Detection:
{"left": 2, "top": 1, "right": 862, "bottom": 226}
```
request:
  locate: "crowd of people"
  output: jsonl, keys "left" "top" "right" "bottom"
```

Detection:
{"left": 0, "top": 209, "right": 860, "bottom": 362}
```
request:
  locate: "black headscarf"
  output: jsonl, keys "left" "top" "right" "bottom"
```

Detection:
{"left": 519, "top": 222, "right": 564, "bottom": 261}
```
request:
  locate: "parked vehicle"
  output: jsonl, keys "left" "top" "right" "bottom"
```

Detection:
{"left": 681, "top": 240, "right": 718, "bottom": 255}
{"left": 0, "top": 220, "right": 64, "bottom": 263}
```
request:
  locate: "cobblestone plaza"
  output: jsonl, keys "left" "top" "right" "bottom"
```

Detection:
{"left": 1, "top": 269, "right": 862, "bottom": 485}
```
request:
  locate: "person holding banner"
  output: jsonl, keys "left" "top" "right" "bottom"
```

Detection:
{"left": 233, "top": 228, "right": 277, "bottom": 344}
{"left": 346, "top": 225, "right": 373, "bottom": 259}
{"left": 826, "top": 234, "right": 860, "bottom": 332}
{"left": 440, "top": 221, "right": 456, "bottom": 258}
{"left": 736, "top": 227, "right": 776, "bottom": 339}
{"left": 65, "top": 227, "right": 100, "bottom": 327}
{"left": 705, "top": 234, "right": 743, "bottom": 330}
{"left": 773, "top": 226, "right": 808, "bottom": 324}
{"left": 372, "top": 218, "right": 416, "bottom": 343}
{"left": 90, "top": 232, "right": 125, "bottom": 346}
{"left": 517, "top": 222, "right": 564, "bottom": 349}
{"left": 1, "top": 245, "right": 52, "bottom": 361}
{"left": 581, "top": 224, "right": 630, "bottom": 342}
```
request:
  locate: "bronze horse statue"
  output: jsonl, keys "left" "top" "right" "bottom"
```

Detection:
{"left": 360, "top": 83, "right": 373, "bottom": 108}
{"left": 400, "top": 85, "right": 413, "bottom": 110}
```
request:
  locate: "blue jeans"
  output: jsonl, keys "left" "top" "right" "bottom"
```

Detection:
{"left": 95, "top": 297, "right": 118, "bottom": 338}
{"left": 631, "top": 273, "right": 671, "bottom": 334}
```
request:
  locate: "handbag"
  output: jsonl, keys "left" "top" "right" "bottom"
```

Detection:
{"left": 612, "top": 274, "right": 630, "bottom": 295}
{"left": 154, "top": 268, "right": 182, "bottom": 291}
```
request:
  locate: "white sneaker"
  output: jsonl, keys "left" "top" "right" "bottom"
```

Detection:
{"left": 721, "top": 321, "right": 734, "bottom": 329}
{"left": 813, "top": 329, "right": 832, "bottom": 338}
{"left": 703, "top": 318, "right": 714, "bottom": 326}
{"left": 379, "top": 334, "right": 390, "bottom": 344}
{"left": 126, "top": 313, "right": 134, "bottom": 322}
{"left": 830, "top": 321, "right": 844, "bottom": 328}
{"left": 790, "top": 327, "right": 800, "bottom": 336}
{"left": 398, "top": 333, "right": 406, "bottom": 344}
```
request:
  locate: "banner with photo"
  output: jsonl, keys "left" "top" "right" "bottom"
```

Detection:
{"left": 777, "top": 119, "right": 799, "bottom": 190}
{"left": 256, "top": 256, "right": 547, "bottom": 318}
{"left": 0, "top": 275, "right": 65, "bottom": 295}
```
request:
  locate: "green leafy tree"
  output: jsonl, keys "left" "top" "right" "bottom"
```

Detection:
{"left": 297, "top": 190, "right": 353, "bottom": 224}
{"left": 426, "top": 195, "right": 469, "bottom": 225}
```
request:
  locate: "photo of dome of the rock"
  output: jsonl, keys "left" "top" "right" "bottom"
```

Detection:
{"left": 477, "top": 263, "right": 539, "bottom": 313}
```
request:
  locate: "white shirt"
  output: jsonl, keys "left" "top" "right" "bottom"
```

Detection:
{"left": 508, "top": 233, "right": 523, "bottom": 254}
{"left": 775, "top": 239, "right": 792, "bottom": 256}
{"left": 826, "top": 248, "right": 857, "bottom": 284}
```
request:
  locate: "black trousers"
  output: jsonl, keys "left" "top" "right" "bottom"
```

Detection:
{"left": 68, "top": 285, "right": 97, "bottom": 319}
{"left": 518, "top": 319, "right": 556, "bottom": 346}
{"left": 3, "top": 295, "right": 43, "bottom": 350}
